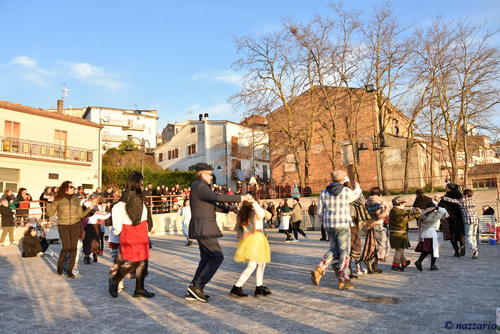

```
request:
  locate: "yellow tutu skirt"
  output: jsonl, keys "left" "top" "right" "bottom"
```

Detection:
{"left": 234, "top": 232, "right": 271, "bottom": 263}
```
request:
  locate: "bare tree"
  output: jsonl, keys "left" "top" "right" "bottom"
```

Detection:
{"left": 418, "top": 19, "right": 500, "bottom": 184}
{"left": 288, "top": 5, "right": 364, "bottom": 180}
{"left": 361, "top": 4, "right": 413, "bottom": 192}
{"left": 230, "top": 29, "right": 310, "bottom": 186}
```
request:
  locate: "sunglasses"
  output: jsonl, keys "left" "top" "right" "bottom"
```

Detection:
{"left": 68, "top": 186, "right": 75, "bottom": 189}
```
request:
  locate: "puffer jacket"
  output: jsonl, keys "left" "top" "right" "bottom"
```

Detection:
{"left": 46, "top": 195, "right": 92, "bottom": 226}
{"left": 291, "top": 203, "right": 302, "bottom": 223}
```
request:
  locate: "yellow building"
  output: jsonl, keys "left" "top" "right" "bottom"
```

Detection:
{"left": 0, "top": 101, "right": 102, "bottom": 197}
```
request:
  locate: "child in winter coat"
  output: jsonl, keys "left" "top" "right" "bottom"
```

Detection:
{"left": 415, "top": 203, "right": 449, "bottom": 271}
{"left": 388, "top": 196, "right": 422, "bottom": 272}
{"left": 230, "top": 198, "right": 272, "bottom": 298}
{"left": 362, "top": 195, "right": 390, "bottom": 274}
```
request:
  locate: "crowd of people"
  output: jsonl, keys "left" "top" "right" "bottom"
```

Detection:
{"left": 0, "top": 165, "right": 497, "bottom": 302}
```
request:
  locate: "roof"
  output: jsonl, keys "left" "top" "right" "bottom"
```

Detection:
{"left": 0, "top": 101, "right": 103, "bottom": 128}
{"left": 468, "top": 163, "right": 500, "bottom": 176}
{"left": 241, "top": 115, "right": 268, "bottom": 126}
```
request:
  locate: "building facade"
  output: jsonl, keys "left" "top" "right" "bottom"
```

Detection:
{"left": 83, "top": 106, "right": 158, "bottom": 151}
{"left": 268, "top": 87, "right": 442, "bottom": 192}
{"left": 155, "top": 115, "right": 269, "bottom": 189}
{"left": 0, "top": 101, "right": 102, "bottom": 197}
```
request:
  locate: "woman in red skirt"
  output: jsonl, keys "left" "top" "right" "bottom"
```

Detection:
{"left": 108, "top": 171, "right": 154, "bottom": 298}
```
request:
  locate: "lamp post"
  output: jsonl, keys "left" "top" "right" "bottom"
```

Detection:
{"left": 125, "top": 135, "right": 154, "bottom": 176}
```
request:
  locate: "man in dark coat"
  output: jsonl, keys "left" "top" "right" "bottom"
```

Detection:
{"left": 186, "top": 163, "right": 251, "bottom": 302}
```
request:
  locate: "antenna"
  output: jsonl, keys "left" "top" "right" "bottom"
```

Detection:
{"left": 61, "top": 83, "right": 69, "bottom": 100}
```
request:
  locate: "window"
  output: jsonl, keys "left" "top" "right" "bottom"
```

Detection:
{"left": 472, "top": 178, "right": 496, "bottom": 190}
{"left": 54, "top": 130, "right": 68, "bottom": 146}
{"left": 231, "top": 136, "right": 239, "bottom": 156}
{"left": 342, "top": 144, "right": 354, "bottom": 165}
{"left": 168, "top": 151, "right": 172, "bottom": 160}
{"left": 48, "top": 173, "right": 59, "bottom": 180}
{"left": 0, "top": 167, "right": 19, "bottom": 193}
{"left": 87, "top": 152, "right": 93, "bottom": 162}
{"left": 191, "top": 127, "right": 196, "bottom": 133}
{"left": 188, "top": 144, "right": 196, "bottom": 155}
{"left": 174, "top": 148, "right": 178, "bottom": 158}
{"left": 284, "top": 154, "right": 296, "bottom": 172}
{"left": 4, "top": 121, "right": 20, "bottom": 138}
{"left": 392, "top": 119, "right": 400, "bottom": 136}
{"left": 159, "top": 153, "right": 163, "bottom": 162}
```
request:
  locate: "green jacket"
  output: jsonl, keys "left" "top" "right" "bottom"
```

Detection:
{"left": 388, "top": 207, "right": 421, "bottom": 249}
{"left": 46, "top": 195, "right": 92, "bottom": 226}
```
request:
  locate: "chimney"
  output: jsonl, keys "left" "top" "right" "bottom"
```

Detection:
{"left": 199, "top": 114, "right": 203, "bottom": 121}
{"left": 57, "top": 99, "right": 64, "bottom": 113}
{"left": 204, "top": 113, "right": 209, "bottom": 120}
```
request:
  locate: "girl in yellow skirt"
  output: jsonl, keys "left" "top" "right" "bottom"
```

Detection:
{"left": 230, "top": 198, "right": 272, "bottom": 298}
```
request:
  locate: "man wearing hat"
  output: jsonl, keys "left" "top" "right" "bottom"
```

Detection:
{"left": 186, "top": 162, "right": 252, "bottom": 302}
{"left": 316, "top": 169, "right": 362, "bottom": 290}
{"left": 388, "top": 196, "right": 421, "bottom": 272}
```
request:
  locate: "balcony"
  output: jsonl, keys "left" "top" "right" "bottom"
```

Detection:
{"left": 101, "top": 118, "right": 129, "bottom": 128}
{"left": 1, "top": 137, "right": 94, "bottom": 163}
{"left": 127, "top": 120, "right": 145, "bottom": 131}
{"left": 102, "top": 133, "right": 127, "bottom": 143}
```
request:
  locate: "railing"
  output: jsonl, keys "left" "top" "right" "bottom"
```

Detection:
{"left": 102, "top": 133, "right": 127, "bottom": 142}
{"left": 1, "top": 137, "right": 94, "bottom": 163}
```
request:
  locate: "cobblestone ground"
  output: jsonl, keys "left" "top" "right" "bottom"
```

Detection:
{"left": 1, "top": 230, "right": 498, "bottom": 334}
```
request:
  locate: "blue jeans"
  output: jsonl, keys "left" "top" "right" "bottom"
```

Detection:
{"left": 326, "top": 226, "right": 351, "bottom": 259}
{"left": 309, "top": 215, "right": 317, "bottom": 230}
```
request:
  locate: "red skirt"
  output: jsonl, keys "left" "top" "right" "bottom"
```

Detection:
{"left": 120, "top": 220, "right": 149, "bottom": 261}
{"left": 415, "top": 238, "right": 433, "bottom": 253}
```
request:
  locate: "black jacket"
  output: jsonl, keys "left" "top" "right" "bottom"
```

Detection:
{"left": 188, "top": 179, "right": 241, "bottom": 239}
{"left": 0, "top": 206, "right": 15, "bottom": 227}
{"left": 22, "top": 235, "right": 42, "bottom": 257}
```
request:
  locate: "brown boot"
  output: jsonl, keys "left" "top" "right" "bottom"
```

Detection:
{"left": 311, "top": 266, "right": 325, "bottom": 286}
{"left": 344, "top": 280, "right": 356, "bottom": 290}
{"left": 337, "top": 279, "right": 345, "bottom": 290}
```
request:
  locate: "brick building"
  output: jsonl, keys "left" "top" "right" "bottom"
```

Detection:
{"left": 268, "top": 86, "right": 442, "bottom": 192}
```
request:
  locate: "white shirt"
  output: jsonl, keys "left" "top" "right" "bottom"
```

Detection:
{"left": 111, "top": 201, "right": 148, "bottom": 235}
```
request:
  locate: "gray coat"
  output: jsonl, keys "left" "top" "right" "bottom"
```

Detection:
{"left": 188, "top": 179, "right": 241, "bottom": 239}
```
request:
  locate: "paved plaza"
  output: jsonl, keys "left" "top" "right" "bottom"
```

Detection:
{"left": 1, "top": 230, "right": 499, "bottom": 333}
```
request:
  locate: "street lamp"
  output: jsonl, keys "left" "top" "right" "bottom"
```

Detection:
{"left": 125, "top": 135, "right": 154, "bottom": 176}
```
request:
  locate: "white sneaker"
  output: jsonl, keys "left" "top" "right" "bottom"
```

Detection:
{"left": 72, "top": 268, "right": 80, "bottom": 276}
{"left": 285, "top": 240, "right": 292, "bottom": 243}
{"left": 292, "top": 239, "right": 299, "bottom": 243}
{"left": 12, "top": 241, "right": 18, "bottom": 245}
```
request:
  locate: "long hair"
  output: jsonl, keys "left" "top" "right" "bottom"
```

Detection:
{"left": 54, "top": 181, "right": 72, "bottom": 201}
{"left": 237, "top": 201, "right": 254, "bottom": 228}
{"left": 125, "top": 171, "right": 143, "bottom": 197}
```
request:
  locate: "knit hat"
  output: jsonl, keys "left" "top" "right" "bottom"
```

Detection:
{"left": 365, "top": 195, "right": 384, "bottom": 219}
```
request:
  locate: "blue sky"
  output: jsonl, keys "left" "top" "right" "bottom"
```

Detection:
{"left": 1, "top": 0, "right": 499, "bottom": 132}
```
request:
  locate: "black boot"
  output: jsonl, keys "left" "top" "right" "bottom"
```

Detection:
{"left": 459, "top": 244, "right": 465, "bottom": 257}
{"left": 133, "top": 274, "right": 155, "bottom": 298}
{"left": 230, "top": 285, "right": 248, "bottom": 298}
{"left": 108, "top": 278, "right": 118, "bottom": 298}
{"left": 415, "top": 261, "right": 423, "bottom": 272}
{"left": 133, "top": 289, "right": 156, "bottom": 298}
{"left": 430, "top": 257, "right": 438, "bottom": 271}
{"left": 454, "top": 250, "right": 460, "bottom": 257}
{"left": 84, "top": 256, "right": 91, "bottom": 265}
{"left": 254, "top": 286, "right": 272, "bottom": 297}
{"left": 93, "top": 254, "right": 98, "bottom": 262}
